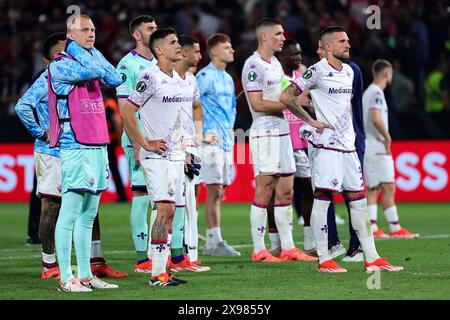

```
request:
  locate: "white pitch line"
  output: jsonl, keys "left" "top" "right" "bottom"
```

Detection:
{"left": 1, "top": 234, "right": 449, "bottom": 260}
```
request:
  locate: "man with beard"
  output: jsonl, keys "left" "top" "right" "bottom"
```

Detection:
{"left": 280, "top": 26, "right": 404, "bottom": 273}
{"left": 242, "top": 18, "right": 318, "bottom": 263}
{"left": 116, "top": 15, "right": 158, "bottom": 273}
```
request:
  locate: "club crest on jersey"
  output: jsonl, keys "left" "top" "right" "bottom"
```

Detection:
{"left": 136, "top": 81, "right": 146, "bottom": 92}
{"left": 168, "top": 188, "right": 175, "bottom": 197}
{"left": 330, "top": 178, "right": 339, "bottom": 187}
{"left": 89, "top": 178, "right": 95, "bottom": 186}
{"left": 120, "top": 65, "right": 127, "bottom": 70}
{"left": 248, "top": 71, "right": 257, "bottom": 81}
{"left": 302, "top": 69, "right": 313, "bottom": 79}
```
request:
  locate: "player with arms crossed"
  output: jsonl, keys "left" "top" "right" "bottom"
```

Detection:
{"left": 121, "top": 28, "right": 189, "bottom": 286}
{"left": 363, "top": 59, "right": 419, "bottom": 239}
{"left": 116, "top": 15, "right": 158, "bottom": 273}
{"left": 280, "top": 26, "right": 403, "bottom": 273}
{"left": 49, "top": 14, "right": 122, "bottom": 292}
{"left": 242, "top": 18, "right": 317, "bottom": 263}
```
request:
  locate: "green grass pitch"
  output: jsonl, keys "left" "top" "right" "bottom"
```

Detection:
{"left": 0, "top": 202, "right": 449, "bottom": 300}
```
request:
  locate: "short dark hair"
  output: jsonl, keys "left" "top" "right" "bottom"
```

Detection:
{"left": 283, "top": 38, "right": 299, "bottom": 48}
{"left": 319, "top": 26, "right": 346, "bottom": 40}
{"left": 178, "top": 35, "right": 198, "bottom": 48}
{"left": 255, "top": 17, "right": 281, "bottom": 30}
{"left": 149, "top": 27, "right": 177, "bottom": 57}
{"left": 129, "top": 15, "right": 155, "bottom": 34}
{"left": 372, "top": 59, "right": 392, "bottom": 76}
{"left": 207, "top": 33, "right": 231, "bottom": 52}
{"left": 42, "top": 32, "right": 66, "bottom": 60}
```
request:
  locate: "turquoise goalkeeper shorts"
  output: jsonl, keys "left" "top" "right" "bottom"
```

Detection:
{"left": 60, "top": 147, "right": 109, "bottom": 194}
{"left": 124, "top": 146, "right": 147, "bottom": 191}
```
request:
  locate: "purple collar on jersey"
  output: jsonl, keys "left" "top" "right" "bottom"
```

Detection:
{"left": 328, "top": 62, "right": 343, "bottom": 72}
{"left": 131, "top": 49, "right": 154, "bottom": 62}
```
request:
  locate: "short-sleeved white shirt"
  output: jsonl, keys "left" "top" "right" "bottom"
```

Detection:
{"left": 242, "top": 52, "right": 289, "bottom": 134}
{"left": 363, "top": 83, "right": 389, "bottom": 154}
{"left": 292, "top": 58, "right": 355, "bottom": 151}
{"left": 128, "top": 65, "right": 196, "bottom": 161}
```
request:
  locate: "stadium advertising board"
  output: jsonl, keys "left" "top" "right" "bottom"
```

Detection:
{"left": 0, "top": 141, "right": 449, "bottom": 202}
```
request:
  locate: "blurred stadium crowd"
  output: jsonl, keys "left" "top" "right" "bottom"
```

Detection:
{"left": 1, "top": 0, "right": 449, "bottom": 138}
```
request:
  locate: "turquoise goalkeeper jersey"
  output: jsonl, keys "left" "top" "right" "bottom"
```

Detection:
{"left": 116, "top": 50, "right": 157, "bottom": 148}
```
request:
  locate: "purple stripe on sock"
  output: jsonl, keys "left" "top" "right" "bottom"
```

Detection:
{"left": 370, "top": 220, "right": 377, "bottom": 224}
{"left": 314, "top": 196, "right": 332, "bottom": 201}
{"left": 346, "top": 195, "right": 366, "bottom": 202}
{"left": 269, "top": 227, "right": 278, "bottom": 233}
{"left": 390, "top": 221, "right": 400, "bottom": 225}
{"left": 151, "top": 239, "right": 167, "bottom": 245}
{"left": 90, "top": 257, "right": 106, "bottom": 265}
{"left": 171, "top": 255, "right": 185, "bottom": 264}
{"left": 252, "top": 202, "right": 267, "bottom": 208}
{"left": 137, "top": 258, "right": 149, "bottom": 265}
{"left": 274, "top": 203, "right": 291, "bottom": 207}
{"left": 42, "top": 261, "right": 58, "bottom": 269}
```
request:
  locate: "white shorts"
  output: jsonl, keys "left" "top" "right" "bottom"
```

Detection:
{"left": 294, "top": 149, "right": 311, "bottom": 178}
{"left": 309, "top": 147, "right": 364, "bottom": 192}
{"left": 199, "top": 143, "right": 233, "bottom": 185}
{"left": 364, "top": 153, "right": 395, "bottom": 188}
{"left": 140, "top": 158, "right": 185, "bottom": 206}
{"left": 34, "top": 152, "right": 62, "bottom": 198}
{"left": 250, "top": 133, "right": 295, "bottom": 177}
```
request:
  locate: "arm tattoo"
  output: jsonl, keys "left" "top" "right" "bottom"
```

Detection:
{"left": 284, "top": 96, "right": 313, "bottom": 123}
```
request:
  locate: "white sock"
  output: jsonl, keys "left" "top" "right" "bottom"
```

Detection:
{"left": 384, "top": 206, "right": 401, "bottom": 232}
{"left": 147, "top": 209, "right": 158, "bottom": 258}
{"left": 167, "top": 232, "right": 172, "bottom": 250}
{"left": 42, "top": 252, "right": 56, "bottom": 265}
{"left": 303, "top": 226, "right": 315, "bottom": 251}
{"left": 268, "top": 231, "right": 281, "bottom": 250}
{"left": 311, "top": 199, "right": 331, "bottom": 263}
{"left": 348, "top": 198, "right": 380, "bottom": 262}
{"left": 359, "top": 236, "right": 380, "bottom": 263}
{"left": 368, "top": 204, "right": 378, "bottom": 232}
{"left": 274, "top": 205, "right": 295, "bottom": 250}
{"left": 90, "top": 240, "right": 102, "bottom": 259}
{"left": 187, "top": 247, "right": 198, "bottom": 262}
{"left": 151, "top": 241, "right": 170, "bottom": 276}
{"left": 206, "top": 227, "right": 223, "bottom": 248}
{"left": 250, "top": 204, "right": 267, "bottom": 253}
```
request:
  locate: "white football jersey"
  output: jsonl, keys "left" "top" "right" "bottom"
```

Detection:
{"left": 363, "top": 83, "right": 389, "bottom": 154}
{"left": 179, "top": 71, "right": 200, "bottom": 156}
{"left": 292, "top": 58, "right": 355, "bottom": 151}
{"left": 242, "top": 52, "right": 289, "bottom": 134}
{"left": 128, "top": 65, "right": 196, "bottom": 161}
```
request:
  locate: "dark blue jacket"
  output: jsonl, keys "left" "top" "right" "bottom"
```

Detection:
{"left": 346, "top": 60, "right": 365, "bottom": 153}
